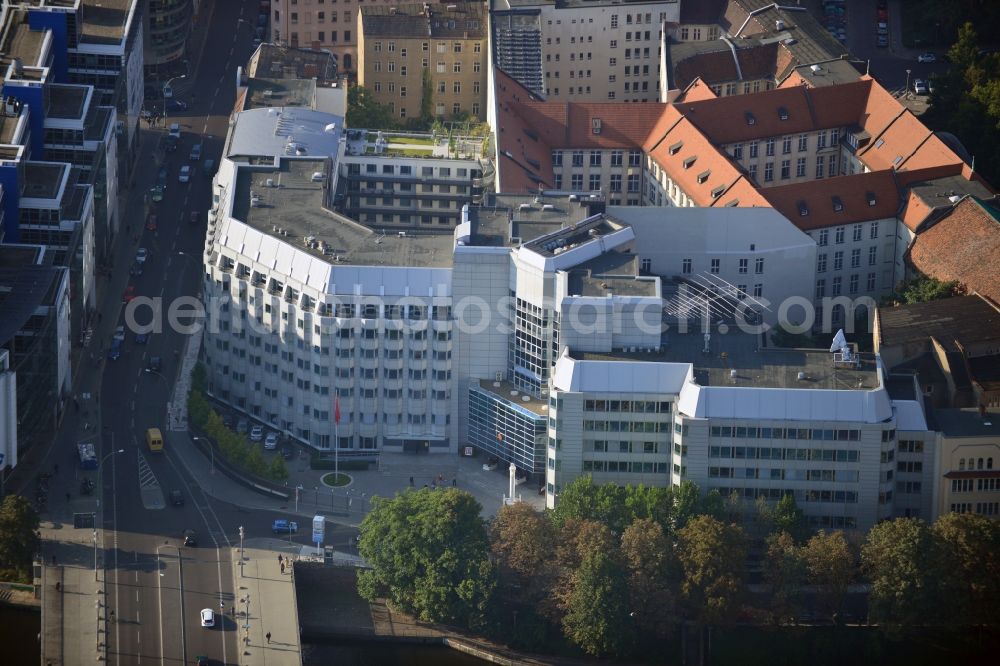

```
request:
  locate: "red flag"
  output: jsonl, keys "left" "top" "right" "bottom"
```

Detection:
{"left": 334, "top": 397, "right": 341, "bottom": 424}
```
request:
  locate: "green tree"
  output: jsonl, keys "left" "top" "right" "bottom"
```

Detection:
{"left": 932, "top": 512, "right": 1000, "bottom": 627}
{"left": 676, "top": 515, "right": 747, "bottom": 626}
{"left": 764, "top": 530, "right": 805, "bottom": 625}
{"left": 621, "top": 518, "right": 677, "bottom": 639}
{"left": 801, "top": 530, "right": 854, "bottom": 622}
{"left": 357, "top": 488, "right": 495, "bottom": 629}
{"left": 191, "top": 362, "right": 207, "bottom": 393}
{"left": 244, "top": 445, "right": 267, "bottom": 476}
{"left": 861, "top": 518, "right": 941, "bottom": 630}
{"left": 561, "top": 551, "right": 635, "bottom": 657}
{"left": 756, "top": 494, "right": 808, "bottom": 543}
{"left": 672, "top": 480, "right": 703, "bottom": 529}
{"left": 266, "top": 455, "right": 289, "bottom": 482}
{"left": 549, "top": 475, "right": 598, "bottom": 529}
{"left": 346, "top": 84, "right": 396, "bottom": 130}
{"left": 490, "top": 502, "right": 553, "bottom": 580}
{"left": 623, "top": 485, "right": 675, "bottom": 534}
{"left": 0, "top": 495, "right": 40, "bottom": 582}
{"left": 889, "top": 275, "right": 963, "bottom": 305}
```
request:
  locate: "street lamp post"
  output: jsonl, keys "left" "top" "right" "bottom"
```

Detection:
{"left": 905, "top": 69, "right": 912, "bottom": 95}
{"left": 162, "top": 74, "right": 187, "bottom": 124}
{"left": 239, "top": 526, "right": 245, "bottom": 577}
{"left": 95, "top": 448, "right": 125, "bottom": 581}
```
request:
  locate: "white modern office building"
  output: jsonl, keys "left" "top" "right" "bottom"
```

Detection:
{"left": 202, "top": 105, "right": 936, "bottom": 527}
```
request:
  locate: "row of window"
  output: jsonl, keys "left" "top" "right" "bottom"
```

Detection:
{"left": 709, "top": 446, "right": 862, "bottom": 463}
{"left": 710, "top": 467, "right": 860, "bottom": 482}
{"left": 582, "top": 460, "right": 669, "bottom": 474}
{"left": 951, "top": 478, "right": 1000, "bottom": 493}
{"left": 815, "top": 222, "right": 880, "bottom": 247}
{"left": 957, "top": 457, "right": 995, "bottom": 471}
{"left": 588, "top": 440, "right": 664, "bottom": 454}
{"left": 581, "top": 420, "right": 671, "bottom": 433}
{"left": 818, "top": 247, "right": 880, "bottom": 273}
{"left": 372, "top": 61, "right": 482, "bottom": 77}
{"left": 951, "top": 502, "right": 1000, "bottom": 516}
{"left": 816, "top": 273, "right": 879, "bottom": 297}
{"left": 710, "top": 426, "right": 864, "bottom": 442}
{"left": 346, "top": 163, "right": 475, "bottom": 178}
{"left": 553, "top": 149, "right": 642, "bottom": 168}
{"left": 583, "top": 399, "right": 672, "bottom": 413}
{"left": 373, "top": 41, "right": 482, "bottom": 54}
{"left": 714, "top": 486, "right": 860, "bottom": 504}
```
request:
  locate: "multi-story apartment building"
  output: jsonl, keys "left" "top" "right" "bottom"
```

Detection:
{"left": 237, "top": 43, "right": 343, "bottom": 114}
{"left": 358, "top": 3, "right": 488, "bottom": 122}
{"left": 8, "top": 0, "right": 144, "bottom": 187}
{"left": 271, "top": 0, "right": 402, "bottom": 75}
{"left": 492, "top": 0, "right": 680, "bottom": 102}
{"left": 144, "top": 0, "right": 192, "bottom": 74}
{"left": 494, "top": 69, "right": 994, "bottom": 323}
{"left": 934, "top": 407, "right": 1000, "bottom": 520}
{"left": 0, "top": 244, "right": 72, "bottom": 454}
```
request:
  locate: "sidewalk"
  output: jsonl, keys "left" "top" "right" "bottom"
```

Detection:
{"left": 232, "top": 539, "right": 303, "bottom": 666}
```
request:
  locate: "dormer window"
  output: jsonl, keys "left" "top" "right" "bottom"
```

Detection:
{"left": 668, "top": 141, "right": 683, "bottom": 155}
{"left": 778, "top": 106, "right": 789, "bottom": 121}
{"left": 725, "top": 198, "right": 739, "bottom": 207}
{"left": 832, "top": 196, "right": 844, "bottom": 212}
{"left": 711, "top": 185, "right": 726, "bottom": 198}
{"left": 867, "top": 191, "right": 877, "bottom": 207}
{"left": 745, "top": 112, "right": 756, "bottom": 126}
{"left": 797, "top": 201, "right": 809, "bottom": 217}
{"left": 683, "top": 156, "right": 697, "bottom": 169}
{"left": 697, "top": 170, "right": 711, "bottom": 184}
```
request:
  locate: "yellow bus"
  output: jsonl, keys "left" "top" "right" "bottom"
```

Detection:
{"left": 146, "top": 427, "right": 164, "bottom": 453}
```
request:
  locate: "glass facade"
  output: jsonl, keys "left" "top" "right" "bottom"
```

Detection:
{"left": 469, "top": 386, "right": 547, "bottom": 474}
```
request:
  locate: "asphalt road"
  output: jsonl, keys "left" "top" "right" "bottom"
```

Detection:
{"left": 88, "top": 2, "right": 266, "bottom": 664}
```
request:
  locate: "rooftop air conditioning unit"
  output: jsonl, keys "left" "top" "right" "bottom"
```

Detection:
{"left": 398, "top": 231, "right": 407, "bottom": 237}
{"left": 263, "top": 89, "right": 274, "bottom": 98}
{"left": 775, "top": 20, "right": 785, "bottom": 31}
{"left": 797, "top": 372, "right": 808, "bottom": 381}
{"left": 569, "top": 194, "right": 579, "bottom": 202}
{"left": 541, "top": 204, "right": 556, "bottom": 211}
{"left": 311, "top": 172, "right": 324, "bottom": 182}
{"left": 266, "top": 178, "right": 275, "bottom": 187}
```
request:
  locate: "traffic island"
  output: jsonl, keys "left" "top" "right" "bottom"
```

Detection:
{"left": 320, "top": 472, "right": 352, "bottom": 488}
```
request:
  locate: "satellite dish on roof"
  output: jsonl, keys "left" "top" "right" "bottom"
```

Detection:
{"left": 830, "top": 329, "right": 847, "bottom": 353}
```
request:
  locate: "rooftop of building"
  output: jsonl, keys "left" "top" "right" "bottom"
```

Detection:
{"left": 499, "top": 0, "right": 676, "bottom": 9}
{"left": 762, "top": 170, "right": 901, "bottom": 231}
{"left": 877, "top": 294, "right": 1000, "bottom": 349}
{"left": 79, "top": 0, "right": 132, "bottom": 44}
{"left": 247, "top": 44, "right": 338, "bottom": 83}
{"left": 934, "top": 407, "right": 1000, "bottom": 438}
{"left": 785, "top": 59, "right": 864, "bottom": 87}
{"left": 679, "top": 0, "right": 725, "bottom": 24}
{"left": 230, "top": 158, "right": 455, "bottom": 268}
{"left": 83, "top": 105, "right": 112, "bottom": 141}
{"left": 360, "top": 3, "right": 486, "bottom": 40}
{"left": 908, "top": 197, "right": 1000, "bottom": 304}
{"left": 475, "top": 378, "right": 549, "bottom": 416}
{"left": 0, "top": 8, "right": 46, "bottom": 66}
{"left": 567, "top": 251, "right": 657, "bottom": 297}
{"left": 45, "top": 83, "right": 88, "bottom": 120}
{"left": 21, "top": 161, "right": 66, "bottom": 199}
{"left": 244, "top": 78, "right": 316, "bottom": 110}
{"left": 228, "top": 107, "right": 344, "bottom": 162}
{"left": 523, "top": 212, "right": 624, "bottom": 257}
{"left": 466, "top": 191, "right": 601, "bottom": 247}
{"left": 572, "top": 329, "right": 879, "bottom": 391}
{"left": 0, "top": 259, "right": 64, "bottom": 345}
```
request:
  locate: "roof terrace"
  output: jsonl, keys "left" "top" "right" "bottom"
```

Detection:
{"left": 573, "top": 329, "right": 879, "bottom": 391}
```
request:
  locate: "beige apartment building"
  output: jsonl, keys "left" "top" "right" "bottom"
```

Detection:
{"left": 358, "top": 3, "right": 488, "bottom": 121}
{"left": 270, "top": 0, "right": 400, "bottom": 75}
{"left": 935, "top": 408, "right": 1000, "bottom": 520}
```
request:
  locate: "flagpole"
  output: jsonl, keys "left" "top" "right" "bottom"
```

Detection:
{"left": 334, "top": 396, "right": 340, "bottom": 482}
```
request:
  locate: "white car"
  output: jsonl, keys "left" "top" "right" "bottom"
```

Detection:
{"left": 264, "top": 432, "right": 278, "bottom": 450}
{"left": 913, "top": 79, "right": 928, "bottom": 95}
{"left": 168, "top": 123, "right": 181, "bottom": 139}
{"left": 249, "top": 425, "right": 263, "bottom": 442}
{"left": 917, "top": 52, "right": 937, "bottom": 63}
{"left": 113, "top": 326, "right": 125, "bottom": 343}
{"left": 200, "top": 608, "right": 215, "bottom": 627}
{"left": 179, "top": 165, "right": 191, "bottom": 183}
{"left": 135, "top": 247, "right": 148, "bottom": 263}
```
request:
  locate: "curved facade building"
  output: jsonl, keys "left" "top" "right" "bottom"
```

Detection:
{"left": 144, "top": 0, "right": 191, "bottom": 70}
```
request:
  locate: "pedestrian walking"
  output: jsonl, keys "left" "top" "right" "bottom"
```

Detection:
{"left": 266, "top": 631, "right": 271, "bottom": 644}
{"left": 280, "top": 562, "right": 285, "bottom": 574}
{"left": 110, "top": 609, "right": 115, "bottom": 622}
{"left": 278, "top": 554, "right": 283, "bottom": 564}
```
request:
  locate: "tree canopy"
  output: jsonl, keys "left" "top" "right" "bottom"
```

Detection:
{"left": 0, "top": 495, "right": 40, "bottom": 582}
{"left": 357, "top": 488, "right": 495, "bottom": 629}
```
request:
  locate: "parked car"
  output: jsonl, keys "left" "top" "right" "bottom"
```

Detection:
{"left": 136, "top": 247, "right": 149, "bottom": 263}
{"left": 249, "top": 425, "right": 263, "bottom": 442}
{"left": 150, "top": 184, "right": 164, "bottom": 202}
{"left": 913, "top": 78, "right": 928, "bottom": 95}
{"left": 917, "top": 52, "right": 937, "bottom": 63}
{"left": 236, "top": 418, "right": 248, "bottom": 434}
{"left": 190, "top": 143, "right": 202, "bottom": 161}
{"left": 166, "top": 99, "right": 188, "bottom": 112}
{"left": 272, "top": 519, "right": 298, "bottom": 534}
{"left": 169, "top": 123, "right": 181, "bottom": 139}
{"left": 169, "top": 490, "right": 184, "bottom": 506}
{"left": 113, "top": 326, "right": 126, "bottom": 343}
{"left": 122, "top": 286, "right": 137, "bottom": 303}
{"left": 264, "top": 432, "right": 278, "bottom": 450}
{"left": 179, "top": 165, "right": 191, "bottom": 183}
{"left": 876, "top": 34, "right": 889, "bottom": 48}
{"left": 200, "top": 608, "right": 215, "bottom": 627}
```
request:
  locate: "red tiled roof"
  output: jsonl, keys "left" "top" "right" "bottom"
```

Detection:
{"left": 762, "top": 170, "right": 902, "bottom": 231}
{"left": 675, "top": 78, "right": 719, "bottom": 103}
{"left": 909, "top": 197, "right": 1000, "bottom": 304}
{"left": 494, "top": 69, "right": 554, "bottom": 193}
{"left": 674, "top": 79, "right": 871, "bottom": 145}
